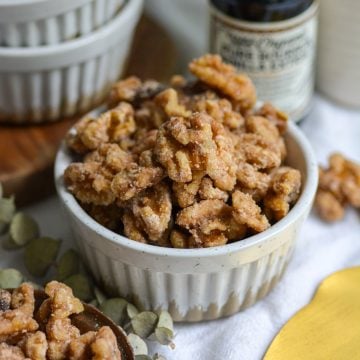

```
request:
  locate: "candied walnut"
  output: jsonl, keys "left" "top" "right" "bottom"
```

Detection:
{"left": 111, "top": 163, "right": 164, "bottom": 202}
{"left": 232, "top": 190, "right": 270, "bottom": 232}
{"left": 66, "top": 116, "right": 95, "bottom": 154}
{"left": 0, "top": 343, "right": 26, "bottom": 360}
{"left": 0, "top": 283, "right": 38, "bottom": 340}
{"left": 193, "top": 98, "right": 245, "bottom": 130}
{"left": 68, "top": 331, "right": 96, "bottom": 360}
{"left": 155, "top": 113, "right": 236, "bottom": 190}
{"left": 235, "top": 163, "right": 270, "bottom": 202}
{"left": 23, "top": 331, "right": 48, "bottom": 360}
{"left": 90, "top": 326, "right": 121, "bottom": 360}
{"left": 83, "top": 204, "right": 121, "bottom": 231}
{"left": 264, "top": 167, "right": 302, "bottom": 222}
{"left": 134, "top": 100, "right": 168, "bottom": 130}
{"left": 44, "top": 281, "right": 84, "bottom": 319}
{"left": 170, "top": 230, "right": 189, "bottom": 248}
{"left": 129, "top": 183, "right": 172, "bottom": 244}
{"left": 46, "top": 318, "right": 80, "bottom": 360}
{"left": 84, "top": 144, "right": 134, "bottom": 173}
{"left": 131, "top": 129, "right": 158, "bottom": 155}
{"left": 189, "top": 230, "right": 228, "bottom": 248}
{"left": 198, "top": 177, "right": 229, "bottom": 202}
{"left": 246, "top": 115, "right": 286, "bottom": 160}
{"left": 64, "top": 162, "right": 115, "bottom": 206}
{"left": 226, "top": 217, "right": 247, "bottom": 241}
{"left": 189, "top": 54, "right": 256, "bottom": 111}
{"left": 108, "top": 76, "right": 142, "bottom": 106}
{"left": 170, "top": 75, "right": 187, "bottom": 88}
{"left": 154, "top": 88, "right": 191, "bottom": 118}
{"left": 176, "top": 199, "right": 231, "bottom": 247}
{"left": 172, "top": 171, "right": 205, "bottom": 208}
{"left": 256, "top": 102, "right": 288, "bottom": 134}
{"left": 0, "top": 289, "right": 11, "bottom": 311}
{"left": 234, "top": 133, "right": 282, "bottom": 170}
{"left": 67, "top": 103, "right": 136, "bottom": 153}
{"left": 121, "top": 210, "right": 147, "bottom": 244}
{"left": 315, "top": 190, "right": 344, "bottom": 222}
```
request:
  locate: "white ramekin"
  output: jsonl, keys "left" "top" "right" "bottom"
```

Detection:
{"left": 0, "top": 0, "right": 124, "bottom": 47}
{"left": 55, "top": 122, "right": 318, "bottom": 322}
{"left": 0, "top": 0, "right": 143, "bottom": 124}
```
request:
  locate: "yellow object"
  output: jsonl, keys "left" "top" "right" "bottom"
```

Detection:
{"left": 264, "top": 267, "right": 360, "bottom": 360}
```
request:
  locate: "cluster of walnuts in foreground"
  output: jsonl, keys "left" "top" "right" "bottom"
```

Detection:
{"left": 64, "top": 55, "right": 302, "bottom": 248}
{"left": 0, "top": 282, "right": 121, "bottom": 359}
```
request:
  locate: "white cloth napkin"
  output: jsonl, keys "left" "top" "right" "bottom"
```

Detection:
{"left": 1, "top": 95, "right": 359, "bottom": 360}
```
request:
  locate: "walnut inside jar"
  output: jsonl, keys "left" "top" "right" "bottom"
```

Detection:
{"left": 64, "top": 54, "right": 303, "bottom": 248}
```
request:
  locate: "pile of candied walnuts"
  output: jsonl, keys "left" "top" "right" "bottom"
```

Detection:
{"left": 315, "top": 153, "right": 360, "bottom": 222}
{"left": 0, "top": 281, "right": 121, "bottom": 359}
{"left": 64, "top": 55, "right": 302, "bottom": 248}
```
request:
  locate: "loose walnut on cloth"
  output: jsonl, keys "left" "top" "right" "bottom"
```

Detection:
{"left": 315, "top": 153, "right": 360, "bottom": 222}
{"left": 64, "top": 54, "right": 302, "bottom": 249}
{"left": 0, "top": 282, "right": 121, "bottom": 360}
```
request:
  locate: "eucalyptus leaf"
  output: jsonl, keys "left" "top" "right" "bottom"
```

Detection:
{"left": 24, "top": 237, "right": 61, "bottom": 277}
{"left": 0, "top": 197, "right": 16, "bottom": 233}
{"left": 131, "top": 311, "right": 158, "bottom": 339}
{"left": 94, "top": 286, "right": 107, "bottom": 305}
{"left": 153, "top": 355, "right": 167, "bottom": 360}
{"left": 155, "top": 327, "right": 173, "bottom": 345}
{"left": 135, "top": 356, "right": 152, "bottom": 360}
{"left": 99, "top": 298, "right": 128, "bottom": 325}
{"left": 2, "top": 236, "right": 21, "bottom": 250}
{"left": 127, "top": 333, "right": 148, "bottom": 355}
{"left": 156, "top": 311, "right": 173, "bottom": 332}
{"left": 0, "top": 268, "right": 23, "bottom": 289}
{"left": 64, "top": 274, "right": 93, "bottom": 302}
{"left": 88, "top": 299, "right": 99, "bottom": 307}
{"left": 56, "top": 249, "right": 80, "bottom": 281}
{"left": 9, "top": 212, "right": 39, "bottom": 247}
{"left": 127, "top": 303, "right": 139, "bottom": 319}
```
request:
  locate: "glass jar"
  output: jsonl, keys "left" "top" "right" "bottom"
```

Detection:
{"left": 209, "top": 0, "right": 318, "bottom": 122}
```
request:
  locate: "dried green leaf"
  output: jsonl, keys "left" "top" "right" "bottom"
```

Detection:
{"left": 131, "top": 311, "right": 158, "bottom": 339}
{"left": 0, "top": 268, "right": 23, "bottom": 289}
{"left": 127, "top": 303, "right": 139, "bottom": 319}
{"left": 0, "top": 197, "right": 15, "bottom": 234}
{"left": 155, "top": 327, "right": 173, "bottom": 345}
{"left": 2, "top": 236, "right": 21, "bottom": 250}
{"left": 24, "top": 237, "right": 61, "bottom": 277}
{"left": 9, "top": 212, "right": 39, "bottom": 247}
{"left": 127, "top": 333, "right": 148, "bottom": 355}
{"left": 94, "top": 286, "right": 107, "bottom": 305}
{"left": 88, "top": 299, "right": 99, "bottom": 307}
{"left": 153, "top": 355, "right": 167, "bottom": 360}
{"left": 56, "top": 249, "right": 80, "bottom": 281}
{"left": 156, "top": 311, "right": 173, "bottom": 332}
{"left": 135, "top": 356, "right": 152, "bottom": 360}
{"left": 100, "top": 298, "right": 128, "bottom": 325}
{"left": 64, "top": 274, "right": 93, "bottom": 302}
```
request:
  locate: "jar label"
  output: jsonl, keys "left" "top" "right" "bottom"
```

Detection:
{"left": 209, "top": 2, "right": 318, "bottom": 121}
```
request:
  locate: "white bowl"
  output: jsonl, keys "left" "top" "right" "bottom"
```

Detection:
{"left": 55, "top": 122, "right": 318, "bottom": 322}
{"left": 0, "top": 0, "right": 124, "bottom": 47}
{"left": 0, "top": 0, "right": 143, "bottom": 124}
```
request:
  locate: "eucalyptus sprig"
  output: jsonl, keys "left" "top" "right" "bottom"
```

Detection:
{"left": 0, "top": 183, "right": 175, "bottom": 359}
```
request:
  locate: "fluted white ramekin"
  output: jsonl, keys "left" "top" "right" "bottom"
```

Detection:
{"left": 0, "top": 0, "right": 124, "bottom": 47}
{"left": 0, "top": 0, "right": 143, "bottom": 124}
{"left": 55, "top": 122, "right": 318, "bottom": 322}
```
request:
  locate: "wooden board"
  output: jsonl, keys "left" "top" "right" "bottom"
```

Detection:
{"left": 0, "top": 16, "right": 177, "bottom": 206}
